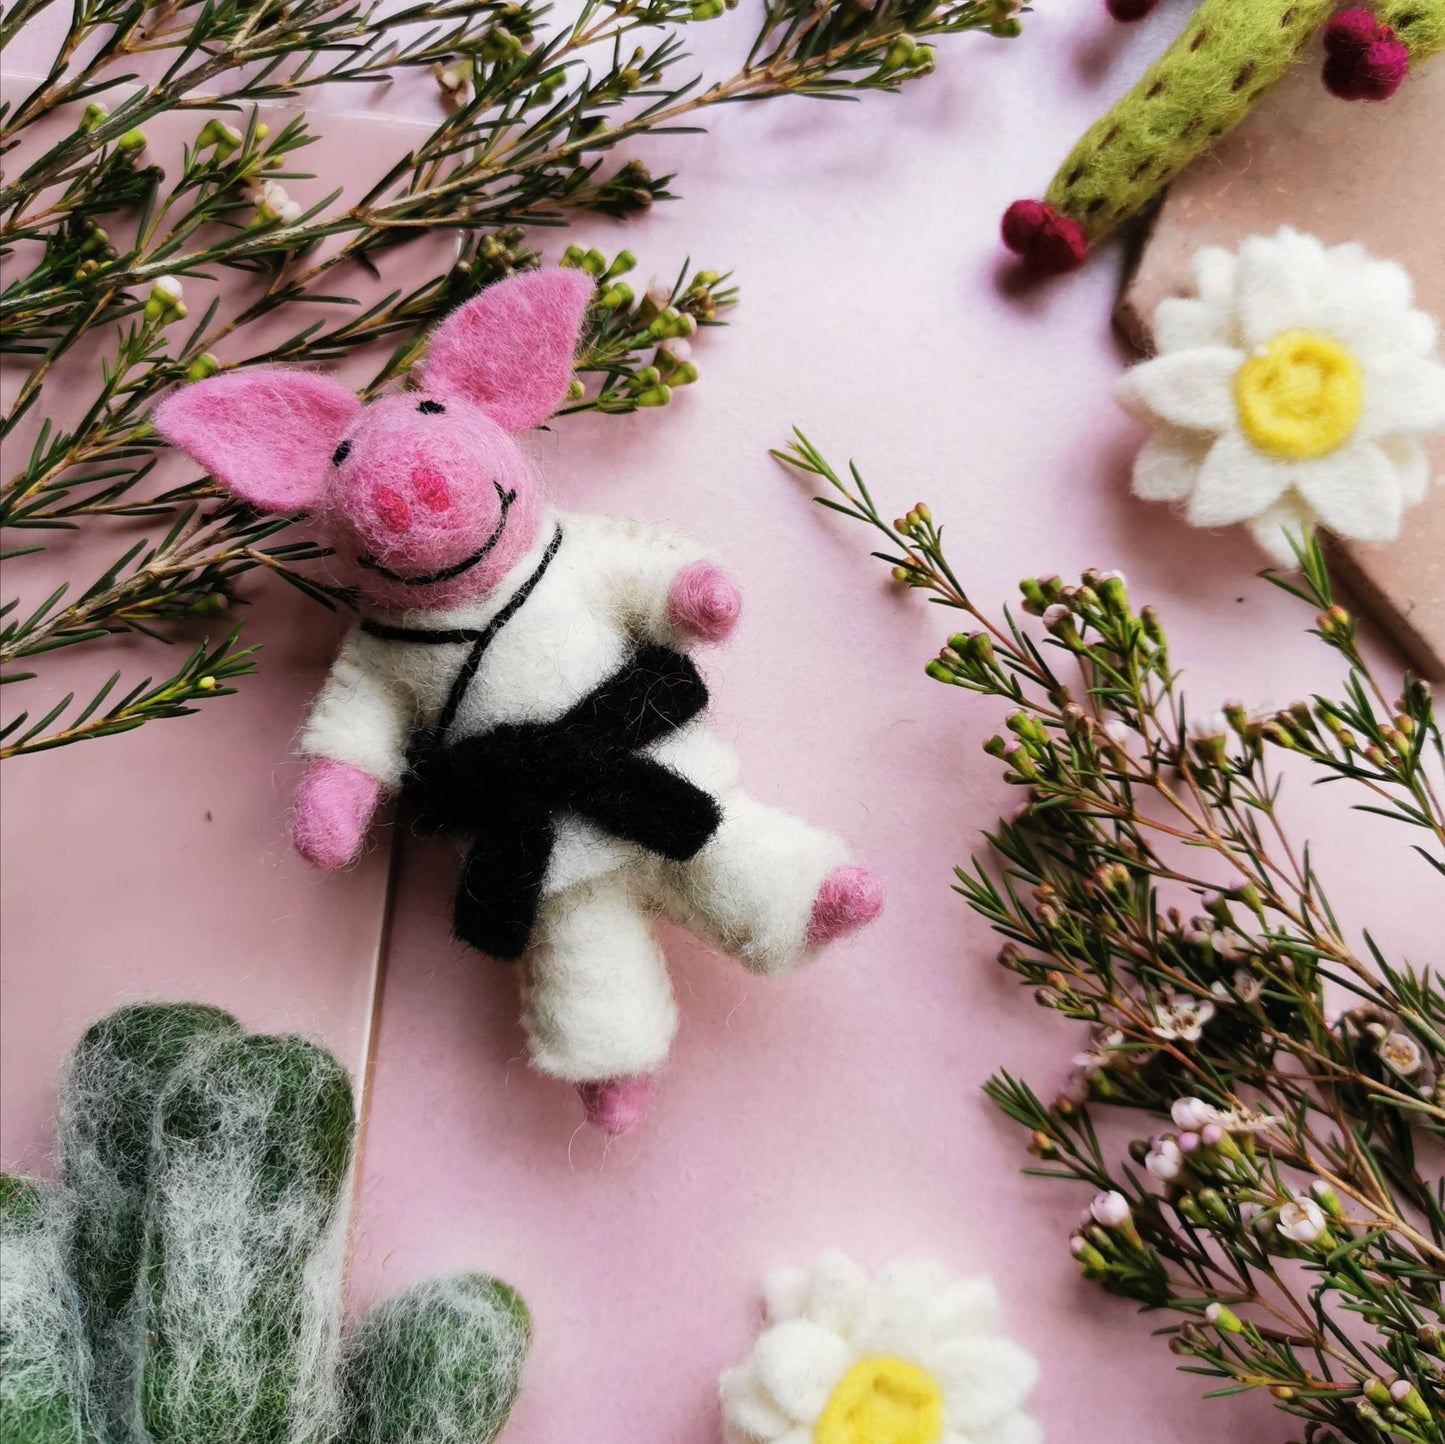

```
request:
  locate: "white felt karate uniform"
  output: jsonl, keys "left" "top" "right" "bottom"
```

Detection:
{"left": 300, "top": 510, "right": 845, "bottom": 1080}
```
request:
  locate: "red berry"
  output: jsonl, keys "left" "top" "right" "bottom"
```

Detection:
{"left": 1322, "top": 9, "right": 1409, "bottom": 101}
{"left": 1106, "top": 0, "right": 1158, "bottom": 20}
{"left": 1001, "top": 200, "right": 1089, "bottom": 275}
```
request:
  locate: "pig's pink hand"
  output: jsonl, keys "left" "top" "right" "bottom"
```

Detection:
{"left": 667, "top": 560, "right": 741, "bottom": 645}
{"left": 292, "top": 758, "right": 383, "bottom": 870}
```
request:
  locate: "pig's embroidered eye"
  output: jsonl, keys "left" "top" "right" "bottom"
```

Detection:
{"left": 331, "top": 440, "right": 352, "bottom": 467}
{"left": 417, "top": 399, "right": 445, "bottom": 414}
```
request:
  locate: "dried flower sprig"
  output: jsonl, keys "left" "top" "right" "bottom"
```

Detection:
{"left": 3, "top": 0, "right": 1027, "bottom": 758}
{"left": 778, "top": 430, "right": 1444, "bottom": 1444}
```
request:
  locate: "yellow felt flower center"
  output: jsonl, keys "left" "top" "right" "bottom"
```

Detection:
{"left": 1233, "top": 329, "right": 1363, "bottom": 459}
{"left": 814, "top": 1356, "right": 944, "bottom": 1444}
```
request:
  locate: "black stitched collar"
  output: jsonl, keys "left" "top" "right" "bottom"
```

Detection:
{"left": 356, "top": 479, "right": 517, "bottom": 586}
{"left": 359, "top": 524, "right": 563, "bottom": 649}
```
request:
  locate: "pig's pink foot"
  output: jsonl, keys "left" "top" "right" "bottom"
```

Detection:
{"left": 806, "top": 865, "right": 884, "bottom": 946}
{"left": 668, "top": 560, "right": 741, "bottom": 644}
{"left": 292, "top": 758, "right": 382, "bottom": 870}
{"left": 577, "top": 1074, "right": 656, "bottom": 1135}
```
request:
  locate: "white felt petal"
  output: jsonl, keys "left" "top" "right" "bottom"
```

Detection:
{"left": 1190, "top": 245, "right": 1238, "bottom": 311}
{"left": 1131, "top": 428, "right": 1209, "bottom": 502}
{"left": 1328, "top": 244, "right": 1413, "bottom": 313}
{"left": 721, "top": 1365, "right": 798, "bottom": 1442}
{"left": 1236, "top": 229, "right": 1330, "bottom": 345}
{"left": 856, "top": 1260, "right": 953, "bottom": 1356}
{"left": 1115, "top": 349, "right": 1241, "bottom": 432}
{"left": 933, "top": 1338, "right": 1041, "bottom": 1431}
{"left": 1154, "top": 296, "right": 1232, "bottom": 352}
{"left": 930, "top": 1277, "right": 1002, "bottom": 1338}
{"left": 1187, "top": 432, "right": 1290, "bottom": 527}
{"left": 1246, "top": 495, "right": 1314, "bottom": 566}
{"left": 1397, "top": 310, "right": 1440, "bottom": 359}
{"left": 1295, "top": 441, "right": 1402, "bottom": 543}
{"left": 1381, "top": 436, "right": 1432, "bottom": 508}
{"left": 1360, "top": 357, "right": 1445, "bottom": 437}
{"left": 970, "top": 1412, "right": 1046, "bottom": 1444}
{"left": 1315, "top": 278, "right": 1430, "bottom": 363}
{"left": 751, "top": 1319, "right": 852, "bottom": 1422}
{"left": 804, "top": 1252, "right": 869, "bottom": 1336}
{"left": 763, "top": 1267, "right": 810, "bottom": 1324}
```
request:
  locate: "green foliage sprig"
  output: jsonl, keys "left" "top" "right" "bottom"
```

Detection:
{"left": 1, "top": 0, "right": 1026, "bottom": 759}
{"left": 780, "top": 432, "right": 1445, "bottom": 1444}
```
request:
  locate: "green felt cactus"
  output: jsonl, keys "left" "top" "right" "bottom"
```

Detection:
{"left": 1, "top": 1004, "right": 530, "bottom": 1444}
{"left": 0, "top": 1176, "right": 90, "bottom": 1444}
{"left": 57, "top": 1001, "right": 242, "bottom": 1437}
{"left": 1001, "top": 0, "right": 1445, "bottom": 274}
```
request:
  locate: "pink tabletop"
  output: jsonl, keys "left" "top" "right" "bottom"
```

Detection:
{"left": 3, "top": 5, "right": 1438, "bottom": 1442}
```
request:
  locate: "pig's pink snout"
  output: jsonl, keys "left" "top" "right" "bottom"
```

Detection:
{"left": 371, "top": 485, "right": 412, "bottom": 534}
{"left": 411, "top": 465, "right": 453, "bottom": 512}
{"left": 369, "top": 468, "right": 453, "bottom": 535}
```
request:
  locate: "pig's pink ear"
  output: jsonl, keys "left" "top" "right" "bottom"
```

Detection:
{"left": 153, "top": 369, "right": 362, "bottom": 511}
{"left": 420, "top": 269, "right": 594, "bottom": 432}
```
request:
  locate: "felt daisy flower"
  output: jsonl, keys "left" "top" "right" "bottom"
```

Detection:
{"left": 720, "top": 1252, "right": 1040, "bottom": 1444}
{"left": 1117, "top": 228, "right": 1445, "bottom": 564}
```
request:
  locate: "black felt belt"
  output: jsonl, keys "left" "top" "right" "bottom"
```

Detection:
{"left": 362, "top": 527, "right": 720, "bottom": 959}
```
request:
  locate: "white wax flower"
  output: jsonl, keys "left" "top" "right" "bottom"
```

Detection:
{"left": 1277, "top": 1195, "right": 1328, "bottom": 1244}
{"left": 1090, "top": 1190, "right": 1132, "bottom": 1228}
{"left": 1170, "top": 1097, "right": 1218, "bottom": 1131}
{"left": 1150, "top": 994, "right": 1216, "bottom": 1042}
{"left": 1117, "top": 229, "right": 1445, "bottom": 565}
{"left": 1145, "top": 1137, "right": 1183, "bottom": 1181}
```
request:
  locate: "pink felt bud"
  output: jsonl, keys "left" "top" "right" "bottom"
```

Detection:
{"left": 668, "top": 560, "right": 741, "bottom": 644}
{"left": 1105, "top": 0, "right": 1157, "bottom": 20}
{"left": 1322, "top": 9, "right": 1410, "bottom": 101}
{"left": 1000, "top": 200, "right": 1089, "bottom": 275}
{"left": 293, "top": 757, "right": 383, "bottom": 869}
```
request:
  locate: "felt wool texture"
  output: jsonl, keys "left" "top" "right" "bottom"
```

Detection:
{"left": 667, "top": 558, "right": 743, "bottom": 643}
{"left": 720, "top": 1253, "right": 1041, "bottom": 1444}
{"left": 55, "top": 1001, "right": 243, "bottom": 1437}
{"left": 0, "top": 1177, "right": 88, "bottom": 1444}
{"left": 1322, "top": 9, "right": 1411, "bottom": 98}
{"left": 0, "top": 1003, "right": 530, "bottom": 1444}
{"left": 1116, "top": 228, "right": 1445, "bottom": 564}
{"left": 153, "top": 370, "right": 362, "bottom": 512}
{"left": 293, "top": 758, "right": 384, "bottom": 871}
{"left": 409, "top": 639, "right": 723, "bottom": 961}
{"left": 575, "top": 1074, "right": 656, "bottom": 1136}
{"left": 337, "top": 1277, "right": 531, "bottom": 1444}
{"left": 1378, "top": 0, "right": 1445, "bottom": 52}
{"left": 1000, "top": 0, "right": 1445, "bottom": 270}
{"left": 418, "top": 268, "right": 594, "bottom": 433}
{"left": 806, "top": 866, "right": 888, "bottom": 947}
{"left": 154, "top": 269, "right": 882, "bottom": 1131}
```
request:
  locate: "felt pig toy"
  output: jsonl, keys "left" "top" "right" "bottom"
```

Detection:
{"left": 155, "top": 269, "right": 882, "bottom": 1135}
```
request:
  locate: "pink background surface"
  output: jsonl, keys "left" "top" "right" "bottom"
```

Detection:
{"left": 3, "top": 6, "right": 1440, "bottom": 1442}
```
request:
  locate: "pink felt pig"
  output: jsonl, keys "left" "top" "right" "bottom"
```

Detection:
{"left": 155, "top": 269, "right": 882, "bottom": 1134}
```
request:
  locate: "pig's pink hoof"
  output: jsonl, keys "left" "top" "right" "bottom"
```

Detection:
{"left": 668, "top": 560, "right": 741, "bottom": 644}
{"left": 577, "top": 1075, "right": 656, "bottom": 1135}
{"left": 806, "top": 865, "right": 884, "bottom": 946}
{"left": 292, "top": 758, "right": 381, "bottom": 871}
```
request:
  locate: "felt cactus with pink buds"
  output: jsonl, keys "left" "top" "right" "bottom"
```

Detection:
{"left": 1001, "top": 0, "right": 1445, "bottom": 275}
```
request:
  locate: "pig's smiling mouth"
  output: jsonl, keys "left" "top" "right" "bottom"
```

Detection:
{"left": 357, "top": 481, "right": 518, "bottom": 586}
